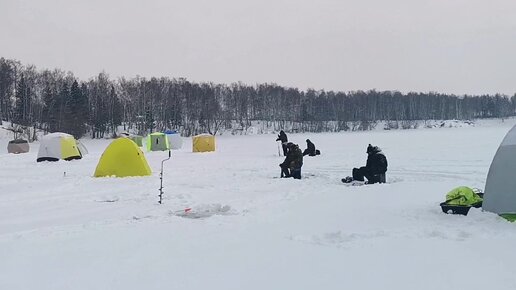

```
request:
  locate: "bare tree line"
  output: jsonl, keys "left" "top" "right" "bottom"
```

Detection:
{"left": 0, "top": 57, "right": 514, "bottom": 141}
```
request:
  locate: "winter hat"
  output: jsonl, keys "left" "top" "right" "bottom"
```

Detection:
{"left": 366, "top": 144, "right": 374, "bottom": 153}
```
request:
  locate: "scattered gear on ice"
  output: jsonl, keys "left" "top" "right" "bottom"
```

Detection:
{"left": 170, "top": 203, "right": 235, "bottom": 219}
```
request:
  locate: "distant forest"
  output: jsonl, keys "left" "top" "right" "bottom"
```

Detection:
{"left": 1, "top": 57, "right": 515, "bottom": 141}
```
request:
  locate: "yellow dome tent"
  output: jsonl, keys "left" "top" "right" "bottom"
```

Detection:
{"left": 94, "top": 137, "right": 152, "bottom": 177}
{"left": 192, "top": 134, "right": 215, "bottom": 152}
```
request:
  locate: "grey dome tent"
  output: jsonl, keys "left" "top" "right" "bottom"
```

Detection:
{"left": 483, "top": 125, "right": 516, "bottom": 220}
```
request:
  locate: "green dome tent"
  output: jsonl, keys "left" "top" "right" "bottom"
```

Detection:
{"left": 146, "top": 132, "right": 170, "bottom": 151}
{"left": 129, "top": 135, "right": 144, "bottom": 147}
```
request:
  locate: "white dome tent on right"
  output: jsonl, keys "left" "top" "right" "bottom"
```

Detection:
{"left": 483, "top": 125, "right": 516, "bottom": 221}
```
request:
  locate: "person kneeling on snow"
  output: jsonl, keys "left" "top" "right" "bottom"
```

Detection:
{"left": 303, "top": 139, "right": 321, "bottom": 156}
{"left": 342, "top": 144, "right": 388, "bottom": 184}
{"left": 280, "top": 142, "right": 303, "bottom": 179}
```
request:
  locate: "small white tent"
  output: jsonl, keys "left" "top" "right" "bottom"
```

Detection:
{"left": 164, "top": 130, "right": 183, "bottom": 150}
{"left": 7, "top": 139, "right": 29, "bottom": 154}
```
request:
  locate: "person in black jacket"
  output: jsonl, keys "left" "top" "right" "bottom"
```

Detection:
{"left": 303, "top": 139, "right": 320, "bottom": 156}
{"left": 342, "top": 144, "right": 388, "bottom": 184}
{"left": 276, "top": 130, "right": 288, "bottom": 156}
{"left": 280, "top": 143, "right": 303, "bottom": 179}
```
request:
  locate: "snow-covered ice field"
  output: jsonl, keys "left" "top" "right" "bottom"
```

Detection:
{"left": 2, "top": 120, "right": 516, "bottom": 290}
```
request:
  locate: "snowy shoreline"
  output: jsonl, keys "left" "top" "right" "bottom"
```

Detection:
{"left": 1, "top": 118, "right": 516, "bottom": 290}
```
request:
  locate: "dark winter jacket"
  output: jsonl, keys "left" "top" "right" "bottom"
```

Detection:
{"left": 276, "top": 131, "right": 288, "bottom": 143}
{"left": 282, "top": 144, "right": 303, "bottom": 169}
{"left": 303, "top": 139, "right": 316, "bottom": 156}
{"left": 365, "top": 147, "right": 388, "bottom": 174}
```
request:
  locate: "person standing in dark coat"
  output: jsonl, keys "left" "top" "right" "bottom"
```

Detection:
{"left": 280, "top": 143, "right": 304, "bottom": 179}
{"left": 303, "top": 139, "right": 320, "bottom": 156}
{"left": 276, "top": 130, "right": 288, "bottom": 156}
{"left": 342, "top": 144, "right": 388, "bottom": 184}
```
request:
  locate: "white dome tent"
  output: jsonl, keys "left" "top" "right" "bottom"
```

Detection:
{"left": 37, "top": 133, "right": 83, "bottom": 162}
{"left": 164, "top": 130, "right": 183, "bottom": 150}
{"left": 483, "top": 124, "right": 516, "bottom": 219}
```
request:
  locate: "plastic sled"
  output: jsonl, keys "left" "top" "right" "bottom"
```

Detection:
{"left": 440, "top": 201, "right": 482, "bottom": 216}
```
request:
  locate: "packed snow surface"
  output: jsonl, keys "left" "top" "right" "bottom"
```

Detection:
{"left": 2, "top": 120, "right": 516, "bottom": 290}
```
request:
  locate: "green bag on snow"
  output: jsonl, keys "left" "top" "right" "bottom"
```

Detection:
{"left": 445, "top": 186, "right": 483, "bottom": 206}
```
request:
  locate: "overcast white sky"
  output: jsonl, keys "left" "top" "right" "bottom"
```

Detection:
{"left": 1, "top": 0, "right": 516, "bottom": 95}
